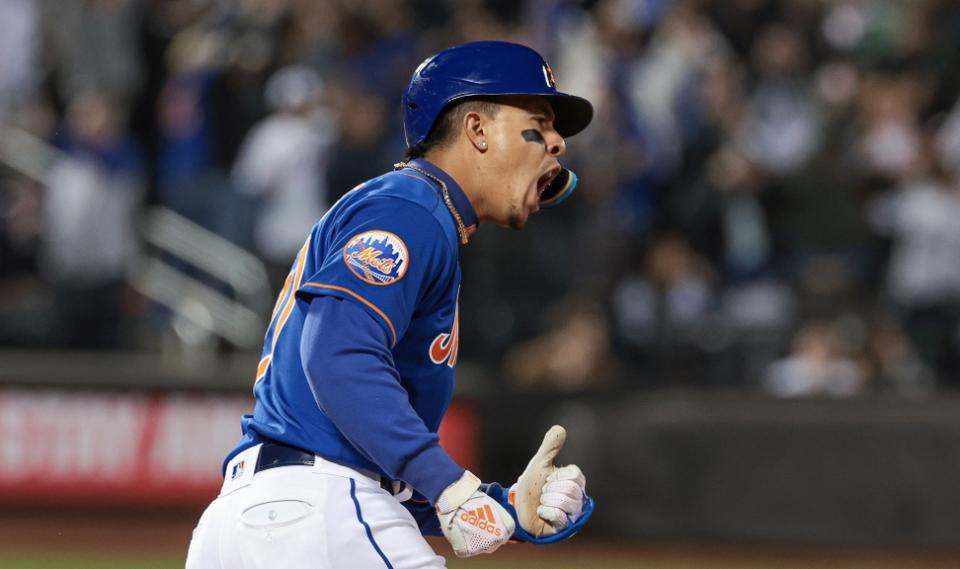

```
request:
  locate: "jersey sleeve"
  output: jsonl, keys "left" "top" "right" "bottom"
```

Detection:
{"left": 296, "top": 197, "right": 452, "bottom": 346}
{"left": 302, "top": 295, "right": 465, "bottom": 503}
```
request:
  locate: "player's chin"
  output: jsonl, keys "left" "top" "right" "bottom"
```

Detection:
{"left": 508, "top": 214, "right": 526, "bottom": 230}
{"left": 508, "top": 205, "right": 539, "bottom": 230}
{"left": 505, "top": 189, "right": 539, "bottom": 230}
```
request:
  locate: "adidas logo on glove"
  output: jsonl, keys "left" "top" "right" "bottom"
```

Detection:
{"left": 459, "top": 505, "right": 503, "bottom": 537}
{"left": 436, "top": 471, "right": 515, "bottom": 557}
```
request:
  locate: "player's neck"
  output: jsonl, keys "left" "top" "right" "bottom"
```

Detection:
{"left": 423, "top": 149, "right": 487, "bottom": 222}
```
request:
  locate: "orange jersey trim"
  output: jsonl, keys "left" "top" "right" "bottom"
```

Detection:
{"left": 301, "top": 282, "right": 398, "bottom": 346}
{"left": 271, "top": 272, "right": 293, "bottom": 316}
{"left": 255, "top": 355, "right": 272, "bottom": 381}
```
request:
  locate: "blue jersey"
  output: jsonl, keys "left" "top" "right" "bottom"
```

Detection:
{"left": 225, "top": 159, "right": 478, "bottom": 503}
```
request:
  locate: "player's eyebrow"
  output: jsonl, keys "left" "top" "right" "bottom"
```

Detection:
{"left": 530, "top": 102, "right": 555, "bottom": 123}
{"left": 531, "top": 112, "right": 555, "bottom": 126}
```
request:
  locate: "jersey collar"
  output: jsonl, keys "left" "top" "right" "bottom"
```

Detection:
{"left": 408, "top": 158, "right": 479, "bottom": 236}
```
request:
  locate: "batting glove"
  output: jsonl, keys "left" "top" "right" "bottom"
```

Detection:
{"left": 436, "top": 470, "right": 515, "bottom": 558}
{"left": 509, "top": 425, "right": 588, "bottom": 536}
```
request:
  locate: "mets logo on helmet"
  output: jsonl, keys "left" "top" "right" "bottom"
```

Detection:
{"left": 343, "top": 230, "right": 409, "bottom": 286}
{"left": 542, "top": 63, "right": 557, "bottom": 88}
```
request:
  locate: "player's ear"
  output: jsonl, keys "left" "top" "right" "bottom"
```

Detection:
{"left": 463, "top": 111, "right": 487, "bottom": 153}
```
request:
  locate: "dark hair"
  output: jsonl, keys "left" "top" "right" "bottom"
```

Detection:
{"left": 403, "top": 98, "right": 500, "bottom": 160}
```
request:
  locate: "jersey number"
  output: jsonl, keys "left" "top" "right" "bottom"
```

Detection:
{"left": 255, "top": 236, "right": 312, "bottom": 383}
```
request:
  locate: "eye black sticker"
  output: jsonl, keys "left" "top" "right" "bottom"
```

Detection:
{"left": 522, "top": 129, "right": 545, "bottom": 144}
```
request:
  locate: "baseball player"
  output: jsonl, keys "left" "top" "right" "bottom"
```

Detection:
{"left": 186, "top": 41, "right": 595, "bottom": 569}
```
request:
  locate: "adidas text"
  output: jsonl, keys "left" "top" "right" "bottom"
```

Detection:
{"left": 459, "top": 510, "right": 502, "bottom": 537}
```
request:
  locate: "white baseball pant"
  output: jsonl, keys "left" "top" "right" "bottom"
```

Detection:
{"left": 185, "top": 444, "right": 446, "bottom": 569}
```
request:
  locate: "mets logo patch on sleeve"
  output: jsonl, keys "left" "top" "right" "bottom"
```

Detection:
{"left": 343, "top": 230, "right": 409, "bottom": 285}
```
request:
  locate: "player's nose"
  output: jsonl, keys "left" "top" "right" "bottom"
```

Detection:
{"left": 546, "top": 131, "right": 566, "bottom": 157}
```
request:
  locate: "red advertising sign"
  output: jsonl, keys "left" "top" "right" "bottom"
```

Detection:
{"left": 0, "top": 389, "right": 252, "bottom": 506}
{"left": 0, "top": 389, "right": 478, "bottom": 507}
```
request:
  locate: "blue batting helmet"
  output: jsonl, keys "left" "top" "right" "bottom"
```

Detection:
{"left": 402, "top": 41, "right": 594, "bottom": 147}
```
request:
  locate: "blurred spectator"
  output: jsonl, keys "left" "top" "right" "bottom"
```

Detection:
{"left": 884, "top": 174, "right": 960, "bottom": 310}
{"left": 41, "top": 0, "right": 144, "bottom": 103}
{"left": 342, "top": 0, "right": 421, "bottom": 96}
{"left": 0, "top": 172, "right": 50, "bottom": 346}
{"left": 625, "top": 0, "right": 725, "bottom": 178}
{"left": 41, "top": 92, "right": 143, "bottom": 349}
{"left": 0, "top": 174, "right": 41, "bottom": 278}
{"left": 0, "top": 0, "right": 40, "bottom": 122}
{"left": 208, "top": 0, "right": 283, "bottom": 169}
{"left": 155, "top": 28, "right": 219, "bottom": 189}
{"left": 863, "top": 313, "right": 936, "bottom": 397}
{"left": 764, "top": 320, "right": 866, "bottom": 398}
{"left": 505, "top": 298, "right": 613, "bottom": 392}
{"left": 232, "top": 65, "right": 335, "bottom": 290}
{"left": 277, "top": 0, "right": 343, "bottom": 69}
{"left": 718, "top": 278, "right": 796, "bottom": 383}
{"left": 325, "top": 89, "right": 393, "bottom": 202}
{"left": 675, "top": 143, "right": 780, "bottom": 283}
{"left": 736, "top": 21, "right": 822, "bottom": 176}
{"left": 153, "top": 24, "right": 235, "bottom": 231}
{"left": 855, "top": 70, "right": 928, "bottom": 181}
{"left": 776, "top": 58, "right": 869, "bottom": 295}
{"left": 879, "top": 155, "right": 960, "bottom": 383}
{"left": 0, "top": 98, "right": 58, "bottom": 345}
{"left": 611, "top": 234, "right": 718, "bottom": 385}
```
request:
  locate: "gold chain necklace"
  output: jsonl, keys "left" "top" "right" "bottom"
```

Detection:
{"left": 394, "top": 161, "right": 469, "bottom": 245}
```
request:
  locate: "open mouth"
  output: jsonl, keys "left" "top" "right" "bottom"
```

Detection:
{"left": 537, "top": 165, "right": 562, "bottom": 198}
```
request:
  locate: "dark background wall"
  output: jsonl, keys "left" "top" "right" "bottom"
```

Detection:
{"left": 481, "top": 390, "right": 960, "bottom": 548}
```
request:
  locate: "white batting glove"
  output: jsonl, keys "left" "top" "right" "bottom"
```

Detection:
{"left": 509, "top": 425, "right": 587, "bottom": 536}
{"left": 536, "top": 465, "right": 586, "bottom": 529}
{"left": 436, "top": 471, "right": 515, "bottom": 558}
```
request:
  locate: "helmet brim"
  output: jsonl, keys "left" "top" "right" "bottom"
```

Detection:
{"left": 450, "top": 91, "right": 594, "bottom": 139}
{"left": 546, "top": 92, "right": 594, "bottom": 139}
{"left": 417, "top": 90, "right": 594, "bottom": 147}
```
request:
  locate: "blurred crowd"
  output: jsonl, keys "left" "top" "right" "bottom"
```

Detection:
{"left": 1, "top": 0, "right": 959, "bottom": 395}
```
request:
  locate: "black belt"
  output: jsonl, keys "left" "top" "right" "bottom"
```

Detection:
{"left": 254, "top": 440, "right": 399, "bottom": 494}
{"left": 255, "top": 441, "right": 317, "bottom": 471}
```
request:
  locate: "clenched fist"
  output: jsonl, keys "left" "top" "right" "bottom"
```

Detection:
{"left": 509, "top": 425, "right": 588, "bottom": 536}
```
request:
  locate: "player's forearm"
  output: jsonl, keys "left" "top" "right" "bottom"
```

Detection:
{"left": 301, "top": 296, "right": 464, "bottom": 502}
